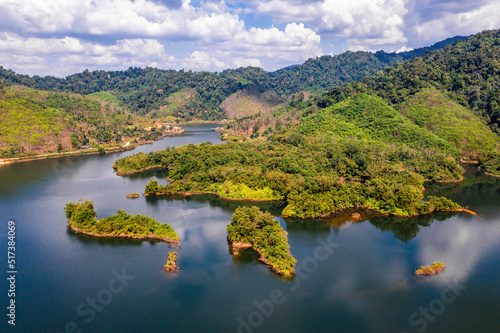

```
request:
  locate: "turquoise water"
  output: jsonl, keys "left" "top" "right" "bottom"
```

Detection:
{"left": 0, "top": 124, "right": 499, "bottom": 332}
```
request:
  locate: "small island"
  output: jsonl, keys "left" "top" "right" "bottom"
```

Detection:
{"left": 227, "top": 206, "right": 296, "bottom": 276}
{"left": 126, "top": 193, "right": 140, "bottom": 198}
{"left": 64, "top": 200, "right": 179, "bottom": 244}
{"left": 415, "top": 262, "right": 446, "bottom": 276}
{"left": 164, "top": 252, "right": 179, "bottom": 273}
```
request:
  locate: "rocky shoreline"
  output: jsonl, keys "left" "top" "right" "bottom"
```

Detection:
{"left": 68, "top": 224, "right": 179, "bottom": 244}
{"left": 230, "top": 240, "right": 294, "bottom": 277}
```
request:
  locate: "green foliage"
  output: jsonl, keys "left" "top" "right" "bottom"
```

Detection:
{"left": 228, "top": 206, "right": 296, "bottom": 275}
{"left": 426, "top": 196, "right": 461, "bottom": 211}
{"left": 117, "top": 130, "right": 463, "bottom": 218}
{"left": 164, "top": 252, "right": 179, "bottom": 272}
{"left": 400, "top": 88, "right": 499, "bottom": 155}
{"left": 0, "top": 85, "right": 150, "bottom": 157}
{"left": 88, "top": 91, "right": 120, "bottom": 104}
{"left": 299, "top": 94, "right": 459, "bottom": 156}
{"left": 325, "top": 29, "right": 500, "bottom": 134}
{"left": 0, "top": 89, "right": 62, "bottom": 153}
{"left": 478, "top": 151, "right": 500, "bottom": 176}
{"left": 416, "top": 262, "right": 446, "bottom": 275}
{"left": 64, "top": 200, "right": 179, "bottom": 242}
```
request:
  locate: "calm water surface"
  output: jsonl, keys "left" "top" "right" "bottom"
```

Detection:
{"left": 0, "top": 124, "right": 499, "bottom": 333}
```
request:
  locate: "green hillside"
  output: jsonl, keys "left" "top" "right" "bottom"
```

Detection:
{"left": 0, "top": 85, "right": 173, "bottom": 158}
{"left": 399, "top": 88, "right": 500, "bottom": 157}
{"left": 325, "top": 29, "right": 500, "bottom": 135}
{"left": 299, "top": 94, "right": 458, "bottom": 156}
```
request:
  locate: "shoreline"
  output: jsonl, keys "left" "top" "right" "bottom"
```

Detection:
{"left": 229, "top": 240, "right": 293, "bottom": 277}
{"left": 68, "top": 224, "right": 179, "bottom": 244}
{"left": 115, "top": 165, "right": 165, "bottom": 176}
{"left": 144, "top": 191, "right": 282, "bottom": 202}
{"left": 484, "top": 171, "right": 500, "bottom": 178}
{"left": 282, "top": 206, "right": 477, "bottom": 219}
{"left": 0, "top": 128, "right": 184, "bottom": 166}
{"left": 143, "top": 191, "right": 476, "bottom": 219}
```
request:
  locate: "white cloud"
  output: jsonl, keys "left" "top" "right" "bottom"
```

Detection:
{"left": 0, "top": 33, "right": 84, "bottom": 54}
{"left": 181, "top": 51, "right": 227, "bottom": 71}
{"left": 0, "top": 0, "right": 244, "bottom": 42}
{"left": 216, "top": 23, "right": 322, "bottom": 70}
{"left": 320, "top": 0, "right": 408, "bottom": 50}
{"left": 255, "top": 0, "right": 321, "bottom": 22}
{"left": 417, "top": 216, "right": 500, "bottom": 285}
{"left": 231, "top": 57, "right": 263, "bottom": 68}
{"left": 0, "top": 34, "right": 173, "bottom": 76}
{"left": 1, "top": 0, "right": 499, "bottom": 75}
{"left": 405, "top": 1, "right": 500, "bottom": 47}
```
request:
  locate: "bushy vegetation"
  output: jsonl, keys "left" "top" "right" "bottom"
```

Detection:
{"left": 299, "top": 93, "right": 459, "bottom": 156}
{"left": 227, "top": 206, "right": 296, "bottom": 276}
{"left": 323, "top": 29, "right": 500, "bottom": 135}
{"left": 415, "top": 262, "right": 446, "bottom": 276}
{"left": 399, "top": 88, "right": 499, "bottom": 157}
{"left": 0, "top": 85, "right": 170, "bottom": 158}
{"left": 164, "top": 252, "right": 179, "bottom": 273}
{"left": 115, "top": 121, "right": 464, "bottom": 218}
{"left": 478, "top": 151, "right": 500, "bottom": 176}
{"left": 64, "top": 200, "right": 179, "bottom": 243}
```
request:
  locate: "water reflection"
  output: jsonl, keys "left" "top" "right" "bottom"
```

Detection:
{"left": 1, "top": 125, "right": 500, "bottom": 333}
{"left": 416, "top": 214, "right": 500, "bottom": 284}
{"left": 369, "top": 211, "right": 459, "bottom": 242}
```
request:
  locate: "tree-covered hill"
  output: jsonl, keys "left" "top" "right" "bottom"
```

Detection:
{"left": 299, "top": 93, "right": 458, "bottom": 156}
{"left": 324, "top": 29, "right": 500, "bottom": 135}
{"left": 399, "top": 88, "right": 499, "bottom": 157}
{"left": 0, "top": 84, "right": 172, "bottom": 158}
{"left": 0, "top": 36, "right": 465, "bottom": 120}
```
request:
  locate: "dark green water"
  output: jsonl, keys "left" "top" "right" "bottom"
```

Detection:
{"left": 0, "top": 124, "right": 499, "bottom": 333}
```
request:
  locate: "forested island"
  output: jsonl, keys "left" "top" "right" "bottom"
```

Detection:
{"left": 64, "top": 200, "right": 179, "bottom": 244}
{"left": 227, "top": 206, "right": 296, "bottom": 276}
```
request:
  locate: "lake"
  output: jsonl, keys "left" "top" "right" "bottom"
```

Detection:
{"left": 0, "top": 124, "right": 499, "bottom": 333}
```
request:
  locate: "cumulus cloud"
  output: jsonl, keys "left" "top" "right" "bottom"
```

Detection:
{"left": 254, "top": 0, "right": 321, "bottom": 22}
{"left": 0, "top": 0, "right": 244, "bottom": 42}
{"left": 0, "top": 0, "right": 499, "bottom": 75}
{"left": 181, "top": 51, "right": 227, "bottom": 71}
{"left": 215, "top": 23, "right": 322, "bottom": 70}
{"left": 0, "top": 33, "right": 175, "bottom": 76}
{"left": 404, "top": 0, "right": 500, "bottom": 48}
{"left": 319, "top": 0, "right": 408, "bottom": 50}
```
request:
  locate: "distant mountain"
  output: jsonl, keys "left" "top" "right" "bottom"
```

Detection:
{"left": 379, "top": 35, "right": 470, "bottom": 61}
{"left": 324, "top": 29, "right": 500, "bottom": 135}
{"left": 0, "top": 35, "right": 467, "bottom": 120}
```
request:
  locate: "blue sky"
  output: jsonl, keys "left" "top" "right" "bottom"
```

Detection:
{"left": 0, "top": 0, "right": 499, "bottom": 77}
